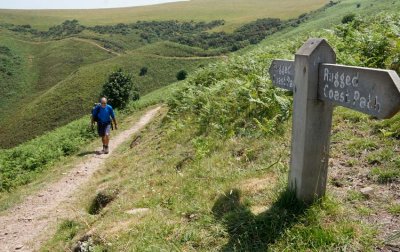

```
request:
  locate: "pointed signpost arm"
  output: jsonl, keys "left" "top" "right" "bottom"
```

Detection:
{"left": 289, "top": 39, "right": 336, "bottom": 203}
{"left": 318, "top": 64, "right": 400, "bottom": 119}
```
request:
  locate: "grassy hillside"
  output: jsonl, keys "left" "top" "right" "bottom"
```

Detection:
{"left": 0, "top": 25, "right": 217, "bottom": 148}
{"left": 37, "top": 0, "right": 400, "bottom": 251}
{"left": 0, "top": 0, "right": 329, "bottom": 32}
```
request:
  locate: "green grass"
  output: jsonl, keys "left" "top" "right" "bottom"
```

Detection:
{"left": 0, "top": 0, "right": 329, "bottom": 32}
{"left": 388, "top": 204, "right": 400, "bottom": 215}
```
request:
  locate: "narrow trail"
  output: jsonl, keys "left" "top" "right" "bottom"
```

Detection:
{"left": 0, "top": 107, "right": 161, "bottom": 252}
{"left": 71, "top": 38, "right": 121, "bottom": 56}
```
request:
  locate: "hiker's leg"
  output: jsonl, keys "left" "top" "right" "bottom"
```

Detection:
{"left": 105, "top": 124, "right": 111, "bottom": 145}
{"left": 103, "top": 125, "right": 111, "bottom": 154}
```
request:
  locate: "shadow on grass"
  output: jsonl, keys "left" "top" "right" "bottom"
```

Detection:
{"left": 212, "top": 188, "right": 308, "bottom": 251}
{"left": 76, "top": 151, "right": 101, "bottom": 157}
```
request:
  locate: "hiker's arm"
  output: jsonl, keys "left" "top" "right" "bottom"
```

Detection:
{"left": 110, "top": 108, "right": 117, "bottom": 129}
{"left": 112, "top": 118, "right": 118, "bottom": 130}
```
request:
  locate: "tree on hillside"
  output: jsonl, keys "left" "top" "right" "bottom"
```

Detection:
{"left": 101, "top": 68, "right": 137, "bottom": 109}
{"left": 176, "top": 70, "right": 188, "bottom": 81}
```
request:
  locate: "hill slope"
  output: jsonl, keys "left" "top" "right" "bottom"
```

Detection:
{"left": 0, "top": 33, "right": 212, "bottom": 147}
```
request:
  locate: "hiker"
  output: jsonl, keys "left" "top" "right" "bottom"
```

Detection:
{"left": 91, "top": 97, "right": 118, "bottom": 154}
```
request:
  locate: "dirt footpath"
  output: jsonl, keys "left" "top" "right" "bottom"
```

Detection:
{"left": 0, "top": 106, "right": 161, "bottom": 252}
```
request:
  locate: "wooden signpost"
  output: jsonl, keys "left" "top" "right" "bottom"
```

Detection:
{"left": 269, "top": 38, "right": 400, "bottom": 203}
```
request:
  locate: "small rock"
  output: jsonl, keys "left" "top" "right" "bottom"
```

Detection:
{"left": 15, "top": 245, "right": 24, "bottom": 250}
{"left": 4, "top": 232, "right": 8, "bottom": 236}
{"left": 125, "top": 208, "right": 150, "bottom": 215}
{"left": 360, "top": 187, "right": 374, "bottom": 198}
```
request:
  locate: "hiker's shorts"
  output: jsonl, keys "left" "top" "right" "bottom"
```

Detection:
{"left": 97, "top": 123, "right": 111, "bottom": 137}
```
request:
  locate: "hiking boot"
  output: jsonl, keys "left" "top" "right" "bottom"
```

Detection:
{"left": 99, "top": 145, "right": 106, "bottom": 154}
{"left": 104, "top": 145, "right": 109, "bottom": 154}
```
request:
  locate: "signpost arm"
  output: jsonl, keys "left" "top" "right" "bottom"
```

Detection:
{"left": 289, "top": 39, "right": 336, "bottom": 203}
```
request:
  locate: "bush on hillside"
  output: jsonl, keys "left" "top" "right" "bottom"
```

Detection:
{"left": 131, "top": 85, "right": 140, "bottom": 102}
{"left": 342, "top": 14, "right": 356, "bottom": 24}
{"left": 45, "top": 20, "right": 85, "bottom": 38}
{"left": 139, "top": 67, "right": 148, "bottom": 76}
{"left": 101, "top": 68, "right": 136, "bottom": 109}
{"left": 176, "top": 70, "right": 188, "bottom": 81}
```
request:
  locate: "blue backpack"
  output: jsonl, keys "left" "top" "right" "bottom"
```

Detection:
{"left": 91, "top": 103, "right": 101, "bottom": 122}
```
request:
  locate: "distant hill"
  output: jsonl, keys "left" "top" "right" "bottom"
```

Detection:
{"left": 0, "top": 0, "right": 329, "bottom": 32}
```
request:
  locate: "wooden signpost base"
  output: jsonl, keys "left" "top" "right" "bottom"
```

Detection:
{"left": 290, "top": 39, "right": 336, "bottom": 203}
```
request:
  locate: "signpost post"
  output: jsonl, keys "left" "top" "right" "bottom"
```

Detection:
{"left": 268, "top": 38, "right": 400, "bottom": 203}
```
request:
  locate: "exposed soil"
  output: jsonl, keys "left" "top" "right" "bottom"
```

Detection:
{"left": 0, "top": 106, "right": 161, "bottom": 252}
{"left": 328, "top": 148, "right": 400, "bottom": 251}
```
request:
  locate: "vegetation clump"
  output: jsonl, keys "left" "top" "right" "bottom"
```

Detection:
{"left": 88, "top": 188, "right": 119, "bottom": 215}
{"left": 0, "top": 45, "right": 20, "bottom": 78}
{"left": 139, "top": 66, "right": 148, "bottom": 76}
{"left": 0, "top": 119, "right": 96, "bottom": 192}
{"left": 8, "top": 19, "right": 84, "bottom": 38}
{"left": 168, "top": 50, "right": 292, "bottom": 139}
{"left": 101, "top": 68, "right": 138, "bottom": 109}
{"left": 330, "top": 13, "right": 400, "bottom": 70}
{"left": 341, "top": 13, "right": 356, "bottom": 24}
{"left": 176, "top": 69, "right": 188, "bottom": 81}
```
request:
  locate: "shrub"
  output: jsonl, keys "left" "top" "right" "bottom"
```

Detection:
{"left": 131, "top": 85, "right": 140, "bottom": 101}
{"left": 139, "top": 66, "right": 148, "bottom": 76}
{"left": 176, "top": 70, "right": 188, "bottom": 81}
{"left": 342, "top": 14, "right": 356, "bottom": 24}
{"left": 101, "top": 68, "right": 134, "bottom": 109}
